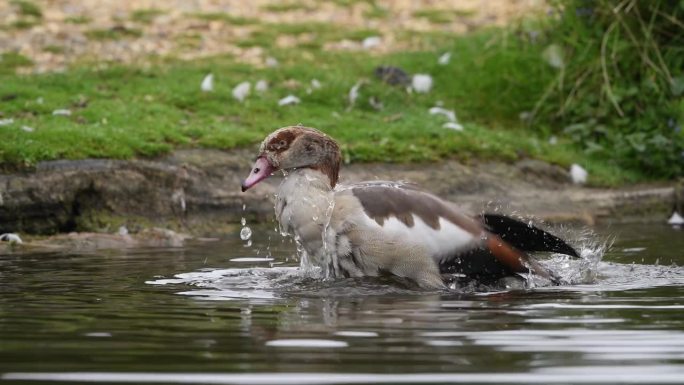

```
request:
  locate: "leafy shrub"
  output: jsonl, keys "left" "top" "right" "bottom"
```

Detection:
{"left": 534, "top": 0, "right": 684, "bottom": 178}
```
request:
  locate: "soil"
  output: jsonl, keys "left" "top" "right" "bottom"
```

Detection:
{"left": 1, "top": 0, "right": 547, "bottom": 73}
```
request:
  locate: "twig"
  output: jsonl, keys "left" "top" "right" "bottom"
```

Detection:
{"left": 561, "top": 67, "right": 591, "bottom": 115}
{"left": 633, "top": 1, "right": 673, "bottom": 84}
{"left": 655, "top": 9, "right": 684, "bottom": 31}
{"left": 613, "top": 5, "right": 666, "bottom": 79}
{"left": 600, "top": 21, "right": 624, "bottom": 117}
{"left": 531, "top": 71, "right": 563, "bottom": 122}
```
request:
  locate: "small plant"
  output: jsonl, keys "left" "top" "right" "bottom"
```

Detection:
{"left": 9, "top": 19, "right": 39, "bottom": 29}
{"left": 188, "top": 12, "right": 258, "bottom": 26}
{"left": 261, "top": 2, "right": 313, "bottom": 13}
{"left": 65, "top": 15, "right": 91, "bottom": 25}
{"left": 329, "top": 0, "right": 375, "bottom": 6}
{"left": 43, "top": 45, "right": 65, "bottom": 54}
{"left": 364, "top": 4, "right": 390, "bottom": 20}
{"left": 9, "top": 0, "right": 42, "bottom": 30}
{"left": 130, "top": 9, "right": 165, "bottom": 24}
{"left": 10, "top": 0, "right": 42, "bottom": 18}
{"left": 413, "top": 8, "right": 475, "bottom": 24}
{"left": 0, "top": 52, "right": 32, "bottom": 73}
{"left": 86, "top": 26, "right": 143, "bottom": 41}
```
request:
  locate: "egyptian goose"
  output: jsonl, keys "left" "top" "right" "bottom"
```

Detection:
{"left": 241, "top": 126, "right": 579, "bottom": 289}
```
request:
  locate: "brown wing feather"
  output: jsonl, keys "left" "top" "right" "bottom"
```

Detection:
{"left": 347, "top": 182, "right": 560, "bottom": 283}
{"left": 350, "top": 183, "right": 482, "bottom": 235}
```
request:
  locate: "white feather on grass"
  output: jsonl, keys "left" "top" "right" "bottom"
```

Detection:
{"left": 200, "top": 73, "right": 214, "bottom": 92}
{"left": 265, "top": 57, "right": 279, "bottom": 67}
{"left": 232, "top": 81, "right": 251, "bottom": 102}
{"left": 411, "top": 74, "right": 433, "bottom": 93}
{"left": 429, "top": 107, "right": 456, "bottom": 122}
{"left": 438, "top": 52, "right": 451, "bottom": 65}
{"left": 278, "top": 95, "right": 300, "bottom": 106}
{"left": 362, "top": 36, "right": 381, "bottom": 50}
{"left": 52, "top": 109, "right": 72, "bottom": 116}
{"left": 443, "top": 122, "right": 464, "bottom": 131}
{"left": 570, "top": 164, "right": 588, "bottom": 184}
{"left": 255, "top": 80, "right": 269, "bottom": 93}
{"left": 348, "top": 81, "right": 363, "bottom": 107}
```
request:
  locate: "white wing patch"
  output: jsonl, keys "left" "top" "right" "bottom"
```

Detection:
{"left": 365, "top": 214, "right": 476, "bottom": 260}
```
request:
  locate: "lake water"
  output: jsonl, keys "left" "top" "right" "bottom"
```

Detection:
{"left": 1, "top": 223, "right": 683, "bottom": 384}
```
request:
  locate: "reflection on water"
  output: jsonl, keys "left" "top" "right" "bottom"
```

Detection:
{"left": 1, "top": 223, "right": 683, "bottom": 384}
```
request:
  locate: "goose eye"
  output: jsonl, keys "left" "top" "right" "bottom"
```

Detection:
{"left": 279, "top": 140, "right": 287, "bottom": 147}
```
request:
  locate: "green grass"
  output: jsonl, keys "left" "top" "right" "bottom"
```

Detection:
{"left": 130, "top": 9, "right": 165, "bottom": 24}
{"left": 0, "top": 24, "right": 666, "bottom": 185}
{"left": 0, "top": 52, "right": 32, "bottom": 73}
{"left": 413, "top": 8, "right": 475, "bottom": 24}
{"left": 43, "top": 45, "right": 65, "bottom": 54}
{"left": 85, "top": 27, "right": 143, "bottom": 40}
{"left": 327, "top": 0, "right": 374, "bottom": 6}
{"left": 7, "top": 0, "right": 42, "bottom": 30}
{"left": 261, "top": 2, "right": 314, "bottom": 13}
{"left": 10, "top": 0, "right": 42, "bottom": 18}
{"left": 188, "top": 12, "right": 259, "bottom": 25}
{"left": 64, "top": 15, "right": 91, "bottom": 25}
{"left": 364, "top": 4, "right": 390, "bottom": 19}
{"left": 237, "top": 22, "right": 381, "bottom": 49}
{"left": 7, "top": 19, "right": 40, "bottom": 29}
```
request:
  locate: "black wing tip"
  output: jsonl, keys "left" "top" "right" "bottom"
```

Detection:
{"left": 482, "top": 213, "right": 581, "bottom": 259}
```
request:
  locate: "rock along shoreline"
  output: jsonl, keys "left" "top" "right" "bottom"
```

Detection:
{"left": 0, "top": 148, "right": 679, "bottom": 238}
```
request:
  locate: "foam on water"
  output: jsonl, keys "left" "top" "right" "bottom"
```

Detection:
{"left": 147, "top": 254, "right": 684, "bottom": 301}
{"left": 265, "top": 339, "right": 348, "bottom": 348}
{"left": 146, "top": 223, "right": 684, "bottom": 300}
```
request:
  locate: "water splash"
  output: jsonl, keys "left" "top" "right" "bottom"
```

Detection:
{"left": 240, "top": 225, "right": 252, "bottom": 241}
{"left": 240, "top": 205, "right": 253, "bottom": 247}
{"left": 321, "top": 192, "right": 337, "bottom": 278}
{"left": 538, "top": 229, "right": 610, "bottom": 286}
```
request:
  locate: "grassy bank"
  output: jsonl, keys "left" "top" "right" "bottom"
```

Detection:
{"left": 0, "top": 1, "right": 681, "bottom": 185}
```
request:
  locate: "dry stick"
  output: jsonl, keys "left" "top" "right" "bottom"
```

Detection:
{"left": 560, "top": 39, "right": 597, "bottom": 116}
{"left": 613, "top": 7, "right": 667, "bottom": 81}
{"left": 655, "top": 9, "right": 684, "bottom": 30}
{"left": 634, "top": 2, "right": 673, "bottom": 84}
{"left": 561, "top": 68, "right": 591, "bottom": 115}
{"left": 600, "top": 21, "right": 624, "bottom": 117}
{"left": 530, "top": 69, "right": 564, "bottom": 124}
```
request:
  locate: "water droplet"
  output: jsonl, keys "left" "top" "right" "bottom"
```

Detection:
{"left": 241, "top": 217, "right": 246, "bottom": 226}
{"left": 240, "top": 226, "right": 252, "bottom": 241}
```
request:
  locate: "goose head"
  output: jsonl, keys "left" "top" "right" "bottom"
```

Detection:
{"left": 241, "top": 126, "right": 341, "bottom": 192}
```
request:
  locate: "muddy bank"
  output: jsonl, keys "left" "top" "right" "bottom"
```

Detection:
{"left": 0, "top": 148, "right": 679, "bottom": 237}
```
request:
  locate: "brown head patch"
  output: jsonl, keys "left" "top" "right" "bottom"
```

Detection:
{"left": 265, "top": 130, "right": 297, "bottom": 153}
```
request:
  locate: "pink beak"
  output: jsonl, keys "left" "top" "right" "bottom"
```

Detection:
{"left": 241, "top": 157, "right": 275, "bottom": 192}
